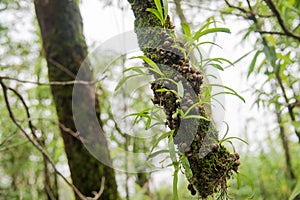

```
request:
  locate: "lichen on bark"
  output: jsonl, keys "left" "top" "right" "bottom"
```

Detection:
{"left": 128, "top": 0, "right": 240, "bottom": 198}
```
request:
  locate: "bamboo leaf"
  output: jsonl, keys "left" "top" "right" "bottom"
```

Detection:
{"left": 247, "top": 50, "right": 261, "bottom": 78}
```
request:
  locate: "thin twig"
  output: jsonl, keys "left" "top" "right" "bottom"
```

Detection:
{"left": 0, "top": 130, "right": 17, "bottom": 147}
{"left": 4, "top": 84, "right": 41, "bottom": 145}
{"left": 255, "top": 30, "right": 291, "bottom": 36}
{"left": 0, "top": 79, "right": 88, "bottom": 200}
{"left": 0, "top": 140, "right": 29, "bottom": 152}
{"left": 0, "top": 75, "right": 106, "bottom": 86}
{"left": 21, "top": 117, "right": 82, "bottom": 142}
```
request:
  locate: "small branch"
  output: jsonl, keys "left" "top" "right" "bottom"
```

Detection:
{"left": 4, "top": 84, "right": 41, "bottom": 144}
{"left": 255, "top": 30, "right": 290, "bottom": 36}
{"left": 263, "top": 0, "right": 300, "bottom": 41}
{"left": 0, "top": 75, "right": 105, "bottom": 86}
{"left": 275, "top": 70, "right": 300, "bottom": 142}
{"left": 224, "top": 0, "right": 250, "bottom": 14}
{"left": 20, "top": 117, "right": 82, "bottom": 142}
{"left": 0, "top": 79, "right": 88, "bottom": 200}
{"left": 0, "top": 140, "right": 29, "bottom": 152}
{"left": 287, "top": 99, "right": 300, "bottom": 109}
{"left": 0, "top": 130, "right": 17, "bottom": 147}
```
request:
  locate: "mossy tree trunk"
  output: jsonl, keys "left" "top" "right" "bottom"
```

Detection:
{"left": 34, "top": 1, "right": 119, "bottom": 199}
{"left": 128, "top": 0, "right": 240, "bottom": 198}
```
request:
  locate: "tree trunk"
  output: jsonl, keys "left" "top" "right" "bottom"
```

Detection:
{"left": 34, "top": 0, "right": 119, "bottom": 199}
{"left": 127, "top": 0, "right": 240, "bottom": 198}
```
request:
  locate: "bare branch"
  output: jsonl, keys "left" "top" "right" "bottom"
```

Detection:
{"left": 0, "top": 130, "right": 17, "bottom": 147}
{"left": 255, "top": 30, "right": 291, "bottom": 36}
{"left": 0, "top": 140, "right": 29, "bottom": 152}
{"left": 0, "top": 79, "right": 89, "bottom": 200}
{"left": 0, "top": 75, "right": 106, "bottom": 86}
{"left": 22, "top": 117, "right": 82, "bottom": 141}
{"left": 4, "top": 84, "right": 41, "bottom": 144}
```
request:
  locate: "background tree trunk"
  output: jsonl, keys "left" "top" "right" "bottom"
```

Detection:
{"left": 34, "top": 0, "right": 119, "bottom": 199}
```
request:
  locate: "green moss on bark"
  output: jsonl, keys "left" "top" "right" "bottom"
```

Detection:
{"left": 34, "top": 0, "right": 120, "bottom": 199}
{"left": 128, "top": 0, "right": 240, "bottom": 198}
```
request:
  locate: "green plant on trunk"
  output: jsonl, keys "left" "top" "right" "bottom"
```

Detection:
{"left": 124, "top": 0, "right": 245, "bottom": 199}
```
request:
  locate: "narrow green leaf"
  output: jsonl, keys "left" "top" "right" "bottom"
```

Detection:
{"left": 239, "top": 173, "right": 255, "bottom": 194}
{"left": 168, "top": 136, "right": 177, "bottom": 164}
{"left": 132, "top": 56, "right": 164, "bottom": 76}
{"left": 193, "top": 27, "right": 231, "bottom": 41}
{"left": 148, "top": 130, "right": 173, "bottom": 156}
{"left": 145, "top": 117, "right": 152, "bottom": 130}
{"left": 222, "top": 136, "right": 248, "bottom": 144}
{"left": 221, "top": 121, "right": 230, "bottom": 141}
{"left": 177, "top": 81, "right": 184, "bottom": 98}
{"left": 211, "top": 63, "right": 224, "bottom": 71}
{"left": 114, "top": 74, "right": 142, "bottom": 91}
{"left": 123, "top": 66, "right": 147, "bottom": 74}
{"left": 181, "top": 22, "right": 192, "bottom": 37}
{"left": 195, "top": 21, "right": 215, "bottom": 35}
{"left": 182, "top": 102, "right": 201, "bottom": 117}
{"left": 208, "top": 84, "right": 245, "bottom": 103}
{"left": 181, "top": 156, "right": 193, "bottom": 179}
{"left": 236, "top": 172, "right": 242, "bottom": 189}
{"left": 247, "top": 50, "right": 261, "bottom": 78}
{"left": 146, "top": 8, "right": 163, "bottom": 25}
{"left": 154, "top": 0, "right": 163, "bottom": 16}
{"left": 173, "top": 169, "right": 179, "bottom": 200}
{"left": 182, "top": 115, "right": 209, "bottom": 121}
{"left": 289, "top": 179, "right": 300, "bottom": 200}
{"left": 168, "top": 136, "right": 179, "bottom": 200}
{"left": 147, "top": 149, "right": 170, "bottom": 159}
{"left": 263, "top": 45, "right": 277, "bottom": 67}
{"left": 163, "top": 0, "right": 168, "bottom": 22}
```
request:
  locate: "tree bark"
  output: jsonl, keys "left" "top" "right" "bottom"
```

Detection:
{"left": 34, "top": 0, "right": 119, "bottom": 199}
{"left": 127, "top": 0, "right": 240, "bottom": 198}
